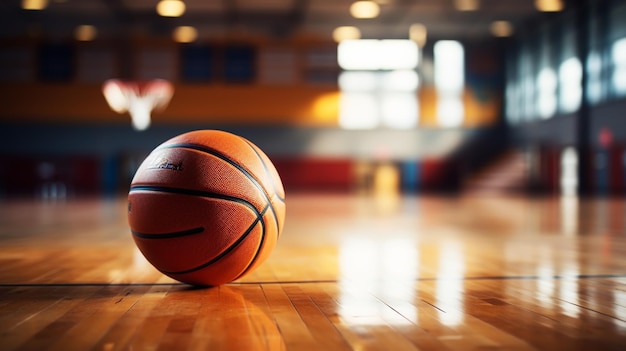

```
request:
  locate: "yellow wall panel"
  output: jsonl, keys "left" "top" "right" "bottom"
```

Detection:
{"left": 0, "top": 82, "right": 498, "bottom": 128}
{"left": 0, "top": 83, "right": 341, "bottom": 126}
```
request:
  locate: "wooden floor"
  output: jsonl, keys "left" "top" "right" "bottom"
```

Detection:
{"left": 1, "top": 193, "right": 626, "bottom": 350}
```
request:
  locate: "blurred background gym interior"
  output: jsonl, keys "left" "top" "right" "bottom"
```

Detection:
{"left": 0, "top": 0, "right": 625, "bottom": 201}
{"left": 3, "top": 1, "right": 626, "bottom": 349}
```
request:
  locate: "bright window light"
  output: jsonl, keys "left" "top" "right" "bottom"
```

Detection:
{"left": 380, "top": 70, "right": 419, "bottom": 91}
{"left": 337, "top": 41, "right": 420, "bottom": 129}
{"left": 614, "top": 67, "right": 626, "bottom": 95}
{"left": 434, "top": 41, "right": 464, "bottom": 92}
{"left": 381, "top": 93, "right": 418, "bottom": 129}
{"left": 437, "top": 96, "right": 464, "bottom": 128}
{"left": 339, "top": 71, "right": 419, "bottom": 92}
{"left": 558, "top": 57, "right": 582, "bottom": 113}
{"left": 505, "top": 82, "right": 518, "bottom": 123}
{"left": 560, "top": 147, "right": 578, "bottom": 196}
{"left": 613, "top": 37, "right": 626, "bottom": 63}
{"left": 339, "top": 92, "right": 379, "bottom": 129}
{"left": 523, "top": 72, "right": 535, "bottom": 120}
{"left": 587, "top": 52, "right": 602, "bottom": 103}
{"left": 434, "top": 40, "right": 464, "bottom": 127}
{"left": 338, "top": 40, "right": 418, "bottom": 70}
{"left": 379, "top": 40, "right": 419, "bottom": 70}
{"left": 612, "top": 38, "right": 626, "bottom": 96}
{"left": 537, "top": 67, "right": 557, "bottom": 118}
{"left": 338, "top": 71, "right": 378, "bottom": 92}
{"left": 338, "top": 40, "right": 381, "bottom": 70}
{"left": 338, "top": 71, "right": 420, "bottom": 129}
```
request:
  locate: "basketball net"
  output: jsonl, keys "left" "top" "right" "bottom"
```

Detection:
{"left": 102, "top": 79, "right": 174, "bottom": 131}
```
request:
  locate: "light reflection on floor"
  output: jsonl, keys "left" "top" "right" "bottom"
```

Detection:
{"left": 3, "top": 165, "right": 626, "bottom": 348}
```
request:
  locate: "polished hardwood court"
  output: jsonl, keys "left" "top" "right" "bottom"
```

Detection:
{"left": 1, "top": 193, "right": 626, "bottom": 350}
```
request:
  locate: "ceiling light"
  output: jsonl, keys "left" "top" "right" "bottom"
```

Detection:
{"left": 535, "top": 0, "right": 564, "bottom": 12}
{"left": 157, "top": 0, "right": 186, "bottom": 17}
{"left": 173, "top": 26, "right": 198, "bottom": 43}
{"left": 409, "top": 23, "right": 427, "bottom": 48}
{"left": 22, "top": 0, "right": 48, "bottom": 10}
{"left": 490, "top": 21, "right": 514, "bottom": 37}
{"left": 75, "top": 25, "right": 97, "bottom": 41}
{"left": 350, "top": 1, "right": 380, "bottom": 19}
{"left": 454, "top": 0, "right": 480, "bottom": 11}
{"left": 333, "top": 26, "right": 361, "bottom": 43}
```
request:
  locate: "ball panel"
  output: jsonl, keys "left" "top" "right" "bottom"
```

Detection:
{"left": 129, "top": 192, "right": 261, "bottom": 273}
{"left": 242, "top": 140, "right": 286, "bottom": 234}
{"left": 132, "top": 147, "right": 268, "bottom": 212}
{"left": 234, "top": 208, "right": 280, "bottom": 279}
{"left": 162, "top": 130, "right": 281, "bottom": 201}
{"left": 128, "top": 129, "right": 285, "bottom": 286}
{"left": 245, "top": 140, "right": 286, "bottom": 200}
{"left": 166, "top": 224, "right": 264, "bottom": 286}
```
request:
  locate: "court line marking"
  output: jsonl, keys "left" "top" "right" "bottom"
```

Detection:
{"left": 1, "top": 273, "right": 626, "bottom": 288}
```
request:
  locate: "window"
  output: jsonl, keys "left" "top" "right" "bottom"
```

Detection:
{"left": 586, "top": 51, "right": 603, "bottom": 104}
{"left": 520, "top": 48, "right": 536, "bottom": 121}
{"left": 505, "top": 80, "right": 519, "bottom": 124}
{"left": 338, "top": 40, "right": 418, "bottom": 71}
{"left": 557, "top": 16, "right": 581, "bottom": 114}
{"left": 434, "top": 40, "right": 464, "bottom": 127}
{"left": 337, "top": 40, "right": 420, "bottom": 129}
{"left": 180, "top": 45, "right": 213, "bottom": 82}
{"left": 224, "top": 45, "right": 255, "bottom": 82}
{"left": 537, "top": 67, "right": 557, "bottom": 118}
{"left": 558, "top": 57, "right": 582, "bottom": 113}
{"left": 536, "top": 25, "right": 556, "bottom": 119}
{"left": 38, "top": 43, "right": 74, "bottom": 82}
{"left": 586, "top": 11, "right": 606, "bottom": 105}
{"left": 611, "top": 37, "right": 626, "bottom": 97}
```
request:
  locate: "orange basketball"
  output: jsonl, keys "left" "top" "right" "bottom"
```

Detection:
{"left": 128, "top": 130, "right": 285, "bottom": 286}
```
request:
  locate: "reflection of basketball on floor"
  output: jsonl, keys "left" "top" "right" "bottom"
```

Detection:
{"left": 194, "top": 286, "right": 286, "bottom": 349}
{"left": 102, "top": 79, "right": 173, "bottom": 131}
{"left": 128, "top": 130, "right": 286, "bottom": 286}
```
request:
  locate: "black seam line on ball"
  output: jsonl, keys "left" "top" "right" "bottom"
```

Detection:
{"left": 241, "top": 140, "right": 284, "bottom": 238}
{"left": 129, "top": 185, "right": 261, "bottom": 219}
{"left": 131, "top": 227, "right": 204, "bottom": 239}
{"left": 161, "top": 204, "right": 270, "bottom": 276}
{"left": 158, "top": 143, "right": 281, "bottom": 234}
{"left": 129, "top": 185, "right": 267, "bottom": 275}
{"left": 129, "top": 185, "right": 254, "bottom": 209}
{"left": 233, "top": 203, "right": 270, "bottom": 281}
{"left": 242, "top": 140, "right": 286, "bottom": 203}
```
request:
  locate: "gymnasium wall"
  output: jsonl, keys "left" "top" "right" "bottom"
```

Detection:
{"left": 0, "top": 83, "right": 499, "bottom": 127}
{"left": 504, "top": 0, "right": 626, "bottom": 195}
{"left": 0, "top": 36, "right": 505, "bottom": 197}
{"left": 509, "top": 99, "right": 626, "bottom": 195}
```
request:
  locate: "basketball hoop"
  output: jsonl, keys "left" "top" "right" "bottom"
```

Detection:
{"left": 102, "top": 79, "right": 174, "bottom": 131}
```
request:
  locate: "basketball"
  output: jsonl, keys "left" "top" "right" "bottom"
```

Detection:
{"left": 127, "top": 130, "right": 285, "bottom": 286}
